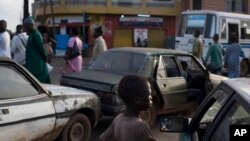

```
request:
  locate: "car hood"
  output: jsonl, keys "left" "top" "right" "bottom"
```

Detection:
{"left": 210, "top": 73, "right": 228, "bottom": 87}
{"left": 60, "top": 70, "right": 124, "bottom": 92}
{"left": 42, "top": 83, "right": 96, "bottom": 97}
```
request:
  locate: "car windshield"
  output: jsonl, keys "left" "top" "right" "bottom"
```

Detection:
{"left": 88, "top": 51, "right": 147, "bottom": 75}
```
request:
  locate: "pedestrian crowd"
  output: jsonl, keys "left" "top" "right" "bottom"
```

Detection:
{"left": 0, "top": 18, "right": 108, "bottom": 83}
{"left": 192, "top": 30, "right": 248, "bottom": 78}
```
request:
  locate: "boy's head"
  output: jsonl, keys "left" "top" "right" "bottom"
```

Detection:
{"left": 118, "top": 75, "right": 152, "bottom": 111}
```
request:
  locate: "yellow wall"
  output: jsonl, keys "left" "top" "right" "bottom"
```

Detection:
{"left": 34, "top": 0, "right": 182, "bottom": 19}
{"left": 113, "top": 29, "right": 133, "bottom": 48}
{"left": 148, "top": 30, "right": 165, "bottom": 48}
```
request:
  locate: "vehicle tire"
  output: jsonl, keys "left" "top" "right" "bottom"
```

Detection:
{"left": 59, "top": 113, "right": 91, "bottom": 141}
{"left": 139, "top": 104, "right": 157, "bottom": 128}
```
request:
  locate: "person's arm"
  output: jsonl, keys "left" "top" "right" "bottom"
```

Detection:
{"left": 34, "top": 32, "right": 47, "bottom": 60}
{"left": 224, "top": 46, "right": 231, "bottom": 67}
{"left": 205, "top": 45, "right": 212, "bottom": 64}
{"left": 10, "top": 36, "right": 18, "bottom": 55}
{"left": 192, "top": 40, "right": 198, "bottom": 57}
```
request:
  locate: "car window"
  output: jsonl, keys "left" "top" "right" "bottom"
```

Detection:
{"left": 0, "top": 66, "right": 38, "bottom": 99}
{"left": 88, "top": 51, "right": 114, "bottom": 71}
{"left": 210, "top": 102, "right": 250, "bottom": 141}
{"left": 177, "top": 55, "right": 204, "bottom": 74}
{"left": 195, "top": 89, "right": 229, "bottom": 140}
{"left": 158, "top": 56, "right": 181, "bottom": 78}
{"left": 88, "top": 51, "right": 147, "bottom": 75}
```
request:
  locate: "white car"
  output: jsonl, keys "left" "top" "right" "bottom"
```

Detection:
{"left": 160, "top": 78, "right": 250, "bottom": 141}
{"left": 0, "top": 57, "right": 100, "bottom": 141}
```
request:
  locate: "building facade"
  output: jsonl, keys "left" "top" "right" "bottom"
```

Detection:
{"left": 33, "top": 0, "right": 182, "bottom": 50}
{"left": 183, "top": 0, "right": 250, "bottom": 14}
{"left": 33, "top": 0, "right": 250, "bottom": 50}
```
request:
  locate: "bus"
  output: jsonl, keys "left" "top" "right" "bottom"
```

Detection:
{"left": 175, "top": 10, "right": 250, "bottom": 58}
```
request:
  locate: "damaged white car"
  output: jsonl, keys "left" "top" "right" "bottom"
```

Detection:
{"left": 0, "top": 57, "right": 100, "bottom": 141}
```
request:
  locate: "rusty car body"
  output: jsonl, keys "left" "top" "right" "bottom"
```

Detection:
{"left": 60, "top": 47, "right": 227, "bottom": 122}
{"left": 0, "top": 57, "right": 100, "bottom": 141}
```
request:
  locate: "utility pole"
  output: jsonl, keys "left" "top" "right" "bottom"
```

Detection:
{"left": 43, "top": 0, "right": 48, "bottom": 24}
{"left": 23, "top": 0, "right": 29, "bottom": 21}
{"left": 49, "top": 0, "right": 57, "bottom": 54}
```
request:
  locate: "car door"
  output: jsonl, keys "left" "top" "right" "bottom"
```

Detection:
{"left": 0, "top": 65, "right": 56, "bottom": 140}
{"left": 155, "top": 55, "right": 188, "bottom": 111}
{"left": 177, "top": 55, "right": 213, "bottom": 98}
{"left": 204, "top": 94, "right": 250, "bottom": 141}
{"left": 183, "top": 83, "right": 233, "bottom": 141}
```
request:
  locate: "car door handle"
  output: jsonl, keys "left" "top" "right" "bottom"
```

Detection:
{"left": 1, "top": 109, "right": 9, "bottom": 114}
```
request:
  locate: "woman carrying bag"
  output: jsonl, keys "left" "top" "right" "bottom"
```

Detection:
{"left": 61, "top": 27, "right": 83, "bottom": 75}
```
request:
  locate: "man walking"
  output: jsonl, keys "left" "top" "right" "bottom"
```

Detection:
{"left": 192, "top": 30, "right": 203, "bottom": 62}
{"left": 0, "top": 20, "right": 11, "bottom": 58}
{"left": 205, "top": 34, "right": 223, "bottom": 74}
{"left": 11, "top": 24, "right": 28, "bottom": 66}
{"left": 92, "top": 26, "right": 107, "bottom": 61}
{"left": 23, "top": 17, "right": 51, "bottom": 83}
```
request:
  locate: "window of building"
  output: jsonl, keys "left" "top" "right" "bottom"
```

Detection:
{"left": 65, "top": 0, "right": 106, "bottom": 6}
{"left": 193, "top": 0, "right": 202, "bottom": 10}
{"left": 112, "top": 0, "right": 142, "bottom": 7}
{"left": 227, "top": 0, "right": 248, "bottom": 13}
{"left": 147, "top": 0, "right": 174, "bottom": 7}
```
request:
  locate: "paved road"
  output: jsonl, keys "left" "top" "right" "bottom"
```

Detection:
{"left": 50, "top": 56, "right": 192, "bottom": 141}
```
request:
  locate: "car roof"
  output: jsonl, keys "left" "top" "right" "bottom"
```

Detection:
{"left": 223, "top": 78, "right": 250, "bottom": 103}
{"left": 109, "top": 47, "right": 192, "bottom": 56}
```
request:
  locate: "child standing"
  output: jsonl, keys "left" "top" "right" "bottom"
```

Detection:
{"left": 99, "top": 75, "right": 156, "bottom": 141}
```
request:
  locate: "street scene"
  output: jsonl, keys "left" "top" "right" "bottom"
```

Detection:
{"left": 1, "top": 0, "right": 250, "bottom": 141}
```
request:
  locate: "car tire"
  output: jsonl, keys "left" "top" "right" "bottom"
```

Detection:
{"left": 139, "top": 104, "right": 157, "bottom": 128}
{"left": 59, "top": 113, "right": 91, "bottom": 141}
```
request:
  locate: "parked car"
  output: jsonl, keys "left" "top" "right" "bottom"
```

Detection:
{"left": 60, "top": 47, "right": 227, "bottom": 124}
{"left": 0, "top": 57, "right": 100, "bottom": 141}
{"left": 160, "top": 78, "right": 250, "bottom": 141}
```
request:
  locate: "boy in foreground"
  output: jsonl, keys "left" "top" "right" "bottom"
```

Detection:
{"left": 99, "top": 75, "right": 156, "bottom": 141}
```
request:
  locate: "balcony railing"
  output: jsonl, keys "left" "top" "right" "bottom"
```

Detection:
{"left": 65, "top": 0, "right": 106, "bottom": 6}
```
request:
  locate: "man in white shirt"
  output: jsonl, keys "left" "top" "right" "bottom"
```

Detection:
{"left": 0, "top": 20, "right": 11, "bottom": 58}
{"left": 11, "top": 25, "right": 28, "bottom": 65}
{"left": 92, "top": 26, "right": 107, "bottom": 61}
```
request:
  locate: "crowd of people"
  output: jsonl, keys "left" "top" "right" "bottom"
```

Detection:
{"left": 0, "top": 17, "right": 108, "bottom": 84}
{"left": 192, "top": 30, "right": 247, "bottom": 78}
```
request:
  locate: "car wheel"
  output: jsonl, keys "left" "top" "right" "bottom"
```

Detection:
{"left": 60, "top": 113, "right": 91, "bottom": 141}
{"left": 139, "top": 104, "right": 157, "bottom": 128}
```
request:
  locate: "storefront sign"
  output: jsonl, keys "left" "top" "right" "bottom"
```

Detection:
{"left": 134, "top": 29, "right": 148, "bottom": 47}
{"left": 120, "top": 17, "right": 163, "bottom": 27}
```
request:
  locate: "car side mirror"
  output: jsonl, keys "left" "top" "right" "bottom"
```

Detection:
{"left": 160, "top": 116, "right": 188, "bottom": 132}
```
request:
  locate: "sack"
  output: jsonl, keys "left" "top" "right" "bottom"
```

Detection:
{"left": 65, "top": 41, "right": 81, "bottom": 60}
